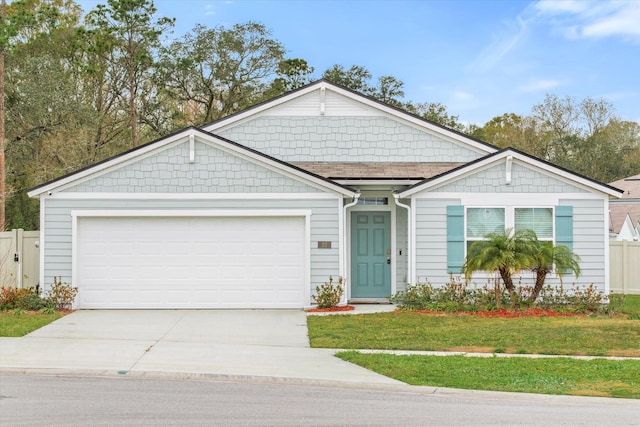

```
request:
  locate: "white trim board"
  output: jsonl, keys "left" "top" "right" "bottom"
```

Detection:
{"left": 51, "top": 192, "right": 341, "bottom": 200}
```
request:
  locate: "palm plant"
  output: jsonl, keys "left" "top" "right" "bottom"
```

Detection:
{"left": 525, "top": 233, "right": 581, "bottom": 302}
{"left": 462, "top": 229, "right": 533, "bottom": 306}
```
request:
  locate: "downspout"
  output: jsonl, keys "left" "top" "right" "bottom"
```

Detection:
{"left": 393, "top": 194, "right": 412, "bottom": 287}
{"left": 342, "top": 193, "right": 360, "bottom": 304}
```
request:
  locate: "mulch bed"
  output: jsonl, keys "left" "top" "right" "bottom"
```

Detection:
{"left": 412, "top": 308, "right": 580, "bottom": 318}
{"left": 306, "top": 305, "right": 356, "bottom": 313}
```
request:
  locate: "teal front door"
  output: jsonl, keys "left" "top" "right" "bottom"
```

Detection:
{"left": 351, "top": 211, "right": 391, "bottom": 298}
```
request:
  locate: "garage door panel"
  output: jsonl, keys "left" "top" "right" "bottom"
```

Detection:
{"left": 77, "top": 215, "right": 306, "bottom": 309}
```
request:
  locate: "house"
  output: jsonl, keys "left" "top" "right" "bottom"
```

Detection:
{"left": 608, "top": 175, "right": 640, "bottom": 241}
{"left": 27, "top": 80, "right": 623, "bottom": 309}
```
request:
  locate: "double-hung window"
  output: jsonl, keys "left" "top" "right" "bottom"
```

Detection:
{"left": 466, "top": 207, "right": 505, "bottom": 251}
{"left": 514, "top": 208, "right": 553, "bottom": 242}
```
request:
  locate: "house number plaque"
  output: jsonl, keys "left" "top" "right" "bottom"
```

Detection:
{"left": 318, "top": 241, "right": 332, "bottom": 249}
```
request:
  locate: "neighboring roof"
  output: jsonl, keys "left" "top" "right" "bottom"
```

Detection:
{"left": 398, "top": 147, "right": 624, "bottom": 198}
{"left": 609, "top": 204, "right": 640, "bottom": 234}
{"left": 201, "top": 79, "right": 499, "bottom": 155}
{"left": 290, "top": 162, "right": 465, "bottom": 180}
{"left": 28, "top": 127, "right": 358, "bottom": 198}
{"left": 609, "top": 174, "right": 640, "bottom": 199}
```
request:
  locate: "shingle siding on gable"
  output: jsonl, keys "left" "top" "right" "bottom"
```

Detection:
{"left": 63, "top": 141, "right": 319, "bottom": 193}
{"left": 431, "top": 162, "right": 589, "bottom": 193}
{"left": 217, "top": 116, "right": 484, "bottom": 163}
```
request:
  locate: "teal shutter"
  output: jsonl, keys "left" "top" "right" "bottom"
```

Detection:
{"left": 555, "top": 206, "right": 573, "bottom": 251}
{"left": 447, "top": 205, "right": 465, "bottom": 274}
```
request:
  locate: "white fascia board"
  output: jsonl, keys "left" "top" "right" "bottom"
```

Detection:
{"left": 203, "top": 81, "right": 496, "bottom": 155}
{"left": 399, "top": 150, "right": 622, "bottom": 198}
{"left": 28, "top": 130, "right": 195, "bottom": 198}
{"left": 335, "top": 179, "right": 421, "bottom": 187}
{"left": 413, "top": 192, "right": 605, "bottom": 205}
{"left": 50, "top": 192, "right": 340, "bottom": 200}
{"left": 194, "top": 132, "right": 356, "bottom": 197}
{"left": 71, "top": 209, "right": 313, "bottom": 218}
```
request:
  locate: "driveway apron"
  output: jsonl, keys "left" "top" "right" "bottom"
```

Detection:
{"left": 0, "top": 310, "right": 402, "bottom": 386}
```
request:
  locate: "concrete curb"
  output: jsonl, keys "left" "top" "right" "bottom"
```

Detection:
{"left": 329, "top": 349, "right": 640, "bottom": 361}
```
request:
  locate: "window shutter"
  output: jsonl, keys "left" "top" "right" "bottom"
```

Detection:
{"left": 447, "top": 205, "right": 465, "bottom": 273}
{"left": 555, "top": 206, "right": 573, "bottom": 251}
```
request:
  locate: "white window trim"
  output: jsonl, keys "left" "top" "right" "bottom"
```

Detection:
{"left": 464, "top": 205, "right": 555, "bottom": 257}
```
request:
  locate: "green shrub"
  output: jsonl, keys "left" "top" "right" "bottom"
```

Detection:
{"left": 313, "top": 276, "right": 344, "bottom": 308}
{"left": 391, "top": 279, "right": 618, "bottom": 315}
{"left": 0, "top": 287, "right": 49, "bottom": 311}
{"left": 46, "top": 277, "right": 78, "bottom": 310}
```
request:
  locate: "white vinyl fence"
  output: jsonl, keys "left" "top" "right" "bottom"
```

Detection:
{"left": 609, "top": 240, "right": 640, "bottom": 295}
{"left": 0, "top": 229, "right": 40, "bottom": 289}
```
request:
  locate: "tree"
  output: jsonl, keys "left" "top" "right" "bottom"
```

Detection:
{"left": 266, "top": 58, "right": 314, "bottom": 96}
{"left": 407, "top": 101, "right": 464, "bottom": 131}
{"left": 462, "top": 229, "right": 533, "bottom": 306}
{"left": 157, "top": 22, "right": 285, "bottom": 125}
{"left": 322, "top": 64, "right": 373, "bottom": 94}
{"left": 87, "top": 0, "right": 174, "bottom": 147}
{"left": 523, "top": 231, "right": 581, "bottom": 302}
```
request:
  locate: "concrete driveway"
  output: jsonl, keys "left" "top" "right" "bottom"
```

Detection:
{"left": 0, "top": 310, "right": 402, "bottom": 387}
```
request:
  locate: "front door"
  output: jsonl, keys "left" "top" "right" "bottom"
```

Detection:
{"left": 351, "top": 211, "right": 391, "bottom": 298}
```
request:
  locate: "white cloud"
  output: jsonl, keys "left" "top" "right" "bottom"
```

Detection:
{"left": 534, "top": 0, "right": 640, "bottom": 42}
{"left": 520, "top": 79, "right": 562, "bottom": 92}
{"left": 471, "top": 15, "right": 531, "bottom": 71}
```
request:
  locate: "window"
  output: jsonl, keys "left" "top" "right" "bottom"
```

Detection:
{"left": 466, "top": 208, "right": 505, "bottom": 250}
{"left": 515, "top": 208, "right": 553, "bottom": 240}
{"left": 356, "top": 197, "right": 388, "bottom": 205}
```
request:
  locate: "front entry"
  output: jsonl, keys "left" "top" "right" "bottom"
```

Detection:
{"left": 350, "top": 211, "right": 391, "bottom": 298}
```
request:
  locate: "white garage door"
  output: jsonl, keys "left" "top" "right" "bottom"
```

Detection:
{"left": 76, "top": 215, "right": 306, "bottom": 309}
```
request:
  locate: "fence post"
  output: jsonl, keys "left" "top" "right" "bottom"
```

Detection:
{"left": 622, "top": 240, "right": 628, "bottom": 294}
{"left": 16, "top": 229, "right": 23, "bottom": 289}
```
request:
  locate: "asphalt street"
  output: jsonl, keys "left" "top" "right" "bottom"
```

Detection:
{"left": 2, "top": 374, "right": 639, "bottom": 426}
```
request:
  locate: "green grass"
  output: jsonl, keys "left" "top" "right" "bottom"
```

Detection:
{"left": 337, "top": 352, "right": 640, "bottom": 399}
{"left": 0, "top": 311, "right": 63, "bottom": 337}
{"left": 307, "top": 312, "right": 640, "bottom": 356}
{"left": 620, "top": 295, "right": 640, "bottom": 316}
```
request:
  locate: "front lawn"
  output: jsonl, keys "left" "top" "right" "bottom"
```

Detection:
{"left": 621, "top": 295, "right": 640, "bottom": 316}
{"left": 337, "top": 352, "right": 640, "bottom": 399}
{"left": 307, "top": 312, "right": 640, "bottom": 357}
{"left": 0, "top": 311, "right": 63, "bottom": 337}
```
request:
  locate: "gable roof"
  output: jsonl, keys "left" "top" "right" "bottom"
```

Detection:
{"left": 610, "top": 204, "right": 640, "bottom": 235}
{"left": 27, "top": 127, "right": 358, "bottom": 198}
{"left": 609, "top": 174, "right": 640, "bottom": 199}
{"left": 201, "top": 79, "right": 498, "bottom": 155}
{"left": 397, "top": 147, "right": 624, "bottom": 198}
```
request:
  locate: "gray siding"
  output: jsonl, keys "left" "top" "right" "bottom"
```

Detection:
{"left": 414, "top": 198, "right": 459, "bottom": 285}
{"left": 64, "top": 141, "right": 319, "bottom": 193}
{"left": 432, "top": 162, "right": 588, "bottom": 193}
{"left": 413, "top": 197, "right": 607, "bottom": 294}
{"left": 217, "top": 116, "right": 485, "bottom": 163}
{"left": 42, "top": 198, "right": 340, "bottom": 300}
{"left": 562, "top": 198, "right": 606, "bottom": 291}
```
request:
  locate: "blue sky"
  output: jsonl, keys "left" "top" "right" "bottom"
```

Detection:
{"left": 79, "top": 0, "right": 640, "bottom": 126}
